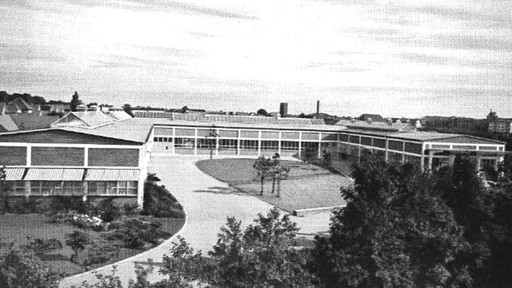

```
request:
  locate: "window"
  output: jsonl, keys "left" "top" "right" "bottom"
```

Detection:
{"left": 240, "top": 140, "right": 258, "bottom": 150}
{"left": 281, "top": 141, "right": 299, "bottom": 151}
{"left": 106, "top": 181, "right": 117, "bottom": 195}
{"left": 7, "top": 181, "right": 25, "bottom": 195}
{"left": 174, "top": 138, "right": 195, "bottom": 149}
{"left": 63, "top": 181, "right": 83, "bottom": 195}
{"left": 261, "top": 140, "right": 279, "bottom": 150}
{"left": 197, "top": 138, "right": 216, "bottom": 149}
{"left": 219, "top": 139, "right": 237, "bottom": 150}
{"left": 128, "top": 181, "right": 138, "bottom": 195}
{"left": 30, "top": 181, "right": 42, "bottom": 195}
{"left": 118, "top": 181, "right": 128, "bottom": 195}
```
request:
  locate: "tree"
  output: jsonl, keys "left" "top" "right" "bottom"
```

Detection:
{"left": 253, "top": 156, "right": 273, "bottom": 196}
{"left": 311, "top": 154, "right": 467, "bottom": 288}
{"left": 256, "top": 108, "right": 268, "bottom": 116}
{"left": 70, "top": 91, "right": 81, "bottom": 112}
{"left": 122, "top": 104, "right": 134, "bottom": 117}
{"left": 0, "top": 166, "right": 12, "bottom": 214}
{"left": 208, "top": 208, "right": 316, "bottom": 287}
{"left": 0, "top": 243, "right": 62, "bottom": 288}
{"left": 66, "top": 230, "right": 91, "bottom": 264}
{"left": 268, "top": 155, "right": 290, "bottom": 197}
{"left": 487, "top": 109, "right": 498, "bottom": 120}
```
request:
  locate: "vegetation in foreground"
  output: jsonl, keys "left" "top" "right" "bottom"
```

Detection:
{"left": 1, "top": 154, "right": 512, "bottom": 287}
{"left": 0, "top": 172, "right": 185, "bottom": 279}
{"left": 66, "top": 153, "right": 512, "bottom": 288}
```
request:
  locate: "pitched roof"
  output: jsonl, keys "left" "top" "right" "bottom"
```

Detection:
{"left": 0, "top": 115, "right": 19, "bottom": 131}
{"left": 8, "top": 98, "right": 33, "bottom": 111}
{"left": 105, "top": 110, "right": 132, "bottom": 121}
{"left": 52, "top": 111, "right": 114, "bottom": 129}
{"left": 0, "top": 103, "right": 6, "bottom": 115}
{"left": 10, "top": 114, "right": 60, "bottom": 130}
{"left": 171, "top": 113, "right": 326, "bottom": 126}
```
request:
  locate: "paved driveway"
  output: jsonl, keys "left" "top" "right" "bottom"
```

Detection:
{"left": 60, "top": 156, "right": 331, "bottom": 287}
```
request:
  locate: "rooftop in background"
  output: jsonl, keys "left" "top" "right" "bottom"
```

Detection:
{"left": 0, "top": 115, "right": 19, "bottom": 132}
{"left": 52, "top": 110, "right": 131, "bottom": 129}
{"left": 134, "top": 111, "right": 326, "bottom": 126}
{"left": 10, "top": 114, "right": 60, "bottom": 130}
{"left": 336, "top": 119, "right": 417, "bottom": 132}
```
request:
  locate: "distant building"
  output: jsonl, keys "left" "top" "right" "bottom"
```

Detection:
{"left": 358, "top": 113, "right": 384, "bottom": 122}
{"left": 489, "top": 119, "right": 512, "bottom": 133}
{"left": 279, "top": 103, "right": 288, "bottom": 117}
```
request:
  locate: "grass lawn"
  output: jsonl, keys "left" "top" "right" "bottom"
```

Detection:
{"left": 0, "top": 213, "right": 185, "bottom": 276}
{"left": 196, "top": 158, "right": 352, "bottom": 212}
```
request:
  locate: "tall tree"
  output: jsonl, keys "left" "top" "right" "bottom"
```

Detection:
{"left": 208, "top": 208, "right": 316, "bottom": 287}
{"left": 311, "top": 154, "right": 467, "bottom": 288}
{"left": 70, "top": 91, "right": 81, "bottom": 112}
{"left": 253, "top": 156, "right": 273, "bottom": 196}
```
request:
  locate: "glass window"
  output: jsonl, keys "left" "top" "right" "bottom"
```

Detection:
{"left": 106, "top": 181, "right": 117, "bottom": 195}
{"left": 118, "top": 181, "right": 128, "bottom": 195}
{"left": 197, "top": 138, "right": 216, "bottom": 149}
{"left": 219, "top": 139, "right": 237, "bottom": 149}
{"left": 281, "top": 141, "right": 299, "bottom": 151}
{"left": 174, "top": 138, "right": 195, "bottom": 149}
{"left": 261, "top": 140, "right": 279, "bottom": 150}
{"left": 64, "top": 181, "right": 83, "bottom": 195}
{"left": 128, "top": 181, "right": 138, "bottom": 195}
{"left": 240, "top": 140, "right": 258, "bottom": 150}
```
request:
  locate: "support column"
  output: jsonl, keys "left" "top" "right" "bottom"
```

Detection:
{"left": 27, "top": 145, "right": 32, "bottom": 166}
{"left": 428, "top": 150, "right": 433, "bottom": 171}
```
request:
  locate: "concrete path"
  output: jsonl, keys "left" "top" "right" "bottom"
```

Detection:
{"left": 60, "top": 156, "right": 331, "bottom": 287}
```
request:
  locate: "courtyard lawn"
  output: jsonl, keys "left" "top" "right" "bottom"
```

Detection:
{"left": 0, "top": 213, "right": 185, "bottom": 276}
{"left": 196, "top": 158, "right": 352, "bottom": 212}
{"left": 196, "top": 158, "right": 331, "bottom": 185}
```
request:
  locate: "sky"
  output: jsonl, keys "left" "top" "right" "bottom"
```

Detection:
{"left": 0, "top": 0, "right": 511, "bottom": 118}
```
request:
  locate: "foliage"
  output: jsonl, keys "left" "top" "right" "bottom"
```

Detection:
{"left": 143, "top": 174, "right": 184, "bottom": 218}
{"left": 0, "top": 166, "right": 11, "bottom": 214}
{"left": 106, "top": 218, "right": 171, "bottom": 249}
{"left": 122, "top": 104, "right": 134, "bottom": 117}
{"left": 207, "top": 208, "right": 316, "bottom": 287}
{"left": 301, "top": 146, "right": 318, "bottom": 163}
{"left": 66, "top": 230, "right": 91, "bottom": 263}
{"left": 70, "top": 91, "right": 81, "bottom": 112}
{"left": 256, "top": 108, "right": 268, "bottom": 116}
{"left": 253, "top": 156, "right": 274, "bottom": 196}
{"left": 487, "top": 110, "right": 498, "bottom": 120}
{"left": 0, "top": 243, "right": 61, "bottom": 288}
{"left": 24, "top": 237, "right": 63, "bottom": 255}
{"left": 96, "top": 198, "right": 123, "bottom": 223}
{"left": 311, "top": 154, "right": 467, "bottom": 288}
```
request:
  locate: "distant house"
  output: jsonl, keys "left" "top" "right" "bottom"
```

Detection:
{"left": 489, "top": 119, "right": 512, "bottom": 134}
{"left": 9, "top": 97, "right": 33, "bottom": 113}
{"left": 358, "top": 113, "right": 384, "bottom": 122}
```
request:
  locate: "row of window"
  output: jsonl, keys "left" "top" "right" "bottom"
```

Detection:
{"left": 7, "top": 181, "right": 138, "bottom": 196}
{"left": 156, "top": 138, "right": 320, "bottom": 152}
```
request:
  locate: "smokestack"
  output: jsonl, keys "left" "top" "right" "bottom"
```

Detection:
{"left": 316, "top": 100, "right": 320, "bottom": 118}
{"left": 279, "top": 102, "right": 288, "bottom": 117}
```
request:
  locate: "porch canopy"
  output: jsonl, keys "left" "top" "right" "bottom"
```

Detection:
{"left": 84, "top": 169, "right": 139, "bottom": 181}
{"left": 24, "top": 169, "right": 84, "bottom": 181}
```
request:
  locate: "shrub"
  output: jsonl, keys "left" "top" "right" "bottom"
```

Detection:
{"left": 24, "top": 237, "right": 63, "bottom": 254}
{"left": 96, "top": 198, "right": 123, "bottom": 223}
{"left": 142, "top": 179, "right": 184, "bottom": 218}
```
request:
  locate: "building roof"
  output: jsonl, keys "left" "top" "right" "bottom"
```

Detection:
{"left": 344, "top": 129, "right": 505, "bottom": 145}
{"left": 105, "top": 110, "right": 132, "bottom": 121}
{"left": 10, "top": 114, "right": 60, "bottom": 130}
{"left": 3, "top": 168, "right": 25, "bottom": 180}
{"left": 170, "top": 113, "right": 326, "bottom": 126}
{"left": 59, "top": 117, "right": 161, "bottom": 143}
{"left": 0, "top": 115, "right": 19, "bottom": 131}
{"left": 336, "top": 119, "right": 416, "bottom": 132}
{"left": 8, "top": 97, "right": 33, "bottom": 111}
{"left": 52, "top": 111, "right": 115, "bottom": 129}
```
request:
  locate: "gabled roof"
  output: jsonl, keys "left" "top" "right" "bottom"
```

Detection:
{"left": 8, "top": 97, "right": 33, "bottom": 111}
{"left": 0, "top": 115, "right": 19, "bottom": 131}
{"left": 105, "top": 110, "right": 132, "bottom": 121}
{"left": 52, "top": 111, "right": 114, "bottom": 129}
{"left": 6, "top": 102, "right": 20, "bottom": 114}
{"left": 0, "top": 103, "right": 6, "bottom": 115}
{"left": 10, "top": 114, "right": 60, "bottom": 130}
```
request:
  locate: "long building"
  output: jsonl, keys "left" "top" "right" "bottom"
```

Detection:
{"left": 0, "top": 111, "right": 505, "bottom": 207}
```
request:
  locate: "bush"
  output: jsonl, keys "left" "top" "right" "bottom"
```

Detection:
{"left": 142, "top": 179, "right": 184, "bottom": 218}
{"left": 109, "top": 218, "right": 172, "bottom": 249}
{"left": 96, "top": 198, "right": 123, "bottom": 223}
{"left": 24, "top": 237, "right": 63, "bottom": 254}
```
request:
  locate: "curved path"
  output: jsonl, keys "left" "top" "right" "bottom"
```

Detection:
{"left": 60, "top": 156, "right": 330, "bottom": 287}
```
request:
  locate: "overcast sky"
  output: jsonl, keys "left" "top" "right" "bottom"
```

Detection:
{"left": 1, "top": 0, "right": 511, "bottom": 117}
